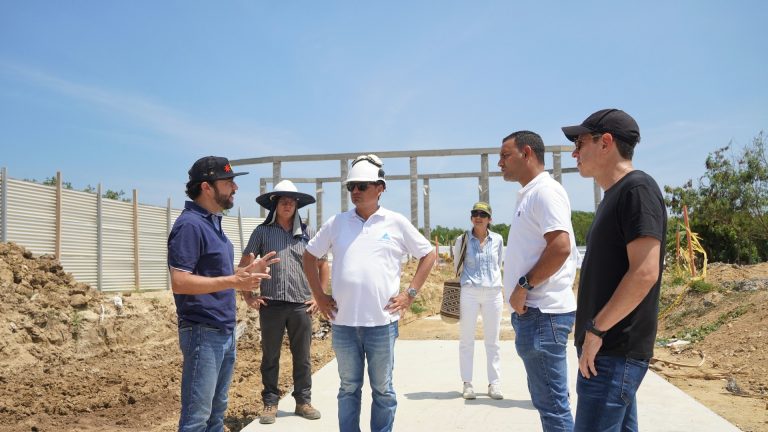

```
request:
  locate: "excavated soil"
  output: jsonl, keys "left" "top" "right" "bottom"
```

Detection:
{"left": 0, "top": 242, "right": 335, "bottom": 432}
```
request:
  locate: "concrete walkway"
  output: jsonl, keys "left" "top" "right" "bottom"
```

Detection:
{"left": 242, "top": 339, "right": 740, "bottom": 431}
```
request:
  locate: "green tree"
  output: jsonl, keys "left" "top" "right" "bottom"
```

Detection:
{"left": 665, "top": 132, "right": 768, "bottom": 263}
{"left": 42, "top": 175, "right": 73, "bottom": 190}
{"left": 428, "top": 225, "right": 465, "bottom": 246}
{"left": 102, "top": 189, "right": 132, "bottom": 202}
{"left": 571, "top": 211, "right": 594, "bottom": 246}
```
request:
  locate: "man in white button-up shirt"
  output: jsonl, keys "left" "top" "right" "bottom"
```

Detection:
{"left": 499, "top": 130, "right": 578, "bottom": 432}
{"left": 303, "top": 154, "right": 436, "bottom": 432}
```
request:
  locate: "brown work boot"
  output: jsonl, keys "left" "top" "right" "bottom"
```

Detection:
{"left": 259, "top": 404, "right": 278, "bottom": 424}
{"left": 295, "top": 402, "right": 321, "bottom": 420}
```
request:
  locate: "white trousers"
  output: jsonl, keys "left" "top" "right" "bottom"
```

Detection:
{"left": 458, "top": 285, "right": 503, "bottom": 385}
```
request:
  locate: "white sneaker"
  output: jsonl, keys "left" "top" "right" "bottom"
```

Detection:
{"left": 462, "top": 382, "right": 476, "bottom": 400}
{"left": 488, "top": 384, "right": 503, "bottom": 400}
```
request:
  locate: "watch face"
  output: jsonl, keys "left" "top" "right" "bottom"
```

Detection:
{"left": 518, "top": 276, "right": 527, "bottom": 286}
{"left": 407, "top": 287, "right": 417, "bottom": 297}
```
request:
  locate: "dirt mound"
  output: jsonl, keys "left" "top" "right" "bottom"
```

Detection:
{"left": 0, "top": 242, "right": 336, "bottom": 431}
{"left": 656, "top": 262, "right": 768, "bottom": 432}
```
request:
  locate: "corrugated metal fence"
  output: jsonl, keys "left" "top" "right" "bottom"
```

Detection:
{"left": 0, "top": 168, "right": 264, "bottom": 291}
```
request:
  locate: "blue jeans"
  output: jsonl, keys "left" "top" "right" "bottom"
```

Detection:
{"left": 178, "top": 322, "right": 237, "bottom": 432}
{"left": 332, "top": 322, "right": 398, "bottom": 432}
{"left": 511, "top": 308, "right": 575, "bottom": 432}
{"left": 574, "top": 351, "right": 649, "bottom": 432}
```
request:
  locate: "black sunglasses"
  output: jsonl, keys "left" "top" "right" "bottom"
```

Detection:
{"left": 471, "top": 210, "right": 490, "bottom": 218}
{"left": 346, "top": 182, "right": 377, "bottom": 192}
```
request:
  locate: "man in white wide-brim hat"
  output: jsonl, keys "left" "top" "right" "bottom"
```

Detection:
{"left": 240, "top": 179, "right": 329, "bottom": 425}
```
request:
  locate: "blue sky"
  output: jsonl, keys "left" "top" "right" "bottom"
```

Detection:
{"left": 1, "top": 1, "right": 766, "bottom": 230}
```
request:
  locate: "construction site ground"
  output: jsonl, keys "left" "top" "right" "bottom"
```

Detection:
{"left": 0, "top": 242, "right": 767, "bottom": 431}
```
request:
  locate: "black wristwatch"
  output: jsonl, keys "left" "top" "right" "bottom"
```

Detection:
{"left": 586, "top": 319, "right": 607, "bottom": 338}
{"left": 518, "top": 275, "right": 534, "bottom": 291}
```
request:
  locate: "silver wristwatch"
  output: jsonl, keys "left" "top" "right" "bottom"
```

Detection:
{"left": 406, "top": 287, "right": 418, "bottom": 298}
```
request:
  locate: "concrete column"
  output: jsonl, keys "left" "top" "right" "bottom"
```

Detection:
{"left": 272, "top": 161, "right": 281, "bottom": 188}
{"left": 593, "top": 180, "right": 602, "bottom": 210}
{"left": 259, "top": 178, "right": 267, "bottom": 218}
{"left": 340, "top": 159, "right": 349, "bottom": 212}
{"left": 410, "top": 156, "right": 418, "bottom": 227}
{"left": 480, "top": 154, "right": 489, "bottom": 203}
{"left": 553, "top": 151, "right": 563, "bottom": 183}
{"left": 423, "top": 178, "right": 431, "bottom": 240}
{"left": 316, "top": 180, "right": 323, "bottom": 228}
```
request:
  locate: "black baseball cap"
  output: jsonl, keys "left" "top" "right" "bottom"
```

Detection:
{"left": 561, "top": 109, "right": 640, "bottom": 145}
{"left": 188, "top": 156, "right": 248, "bottom": 183}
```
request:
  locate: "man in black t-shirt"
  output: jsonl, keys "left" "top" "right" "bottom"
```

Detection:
{"left": 562, "top": 109, "right": 667, "bottom": 432}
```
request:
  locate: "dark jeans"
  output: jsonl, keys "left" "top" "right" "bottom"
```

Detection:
{"left": 574, "top": 349, "right": 649, "bottom": 432}
{"left": 260, "top": 300, "right": 313, "bottom": 406}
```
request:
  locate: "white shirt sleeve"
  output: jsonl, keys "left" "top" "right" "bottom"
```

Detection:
{"left": 306, "top": 214, "right": 337, "bottom": 258}
{"left": 399, "top": 214, "right": 434, "bottom": 258}
{"left": 535, "top": 185, "right": 573, "bottom": 235}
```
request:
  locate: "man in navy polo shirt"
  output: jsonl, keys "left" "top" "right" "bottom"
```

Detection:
{"left": 168, "top": 155, "right": 279, "bottom": 432}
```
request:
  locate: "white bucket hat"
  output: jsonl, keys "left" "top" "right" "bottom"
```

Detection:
{"left": 345, "top": 154, "right": 386, "bottom": 185}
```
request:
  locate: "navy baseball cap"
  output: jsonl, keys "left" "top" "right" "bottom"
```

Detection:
{"left": 188, "top": 156, "right": 248, "bottom": 183}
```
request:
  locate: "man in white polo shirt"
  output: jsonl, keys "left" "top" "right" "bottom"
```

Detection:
{"left": 302, "top": 154, "right": 436, "bottom": 432}
{"left": 498, "top": 130, "right": 578, "bottom": 432}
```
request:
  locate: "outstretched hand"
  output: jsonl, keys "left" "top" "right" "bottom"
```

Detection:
{"left": 233, "top": 252, "right": 280, "bottom": 291}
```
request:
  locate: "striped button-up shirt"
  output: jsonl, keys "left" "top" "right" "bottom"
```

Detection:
{"left": 243, "top": 223, "right": 317, "bottom": 303}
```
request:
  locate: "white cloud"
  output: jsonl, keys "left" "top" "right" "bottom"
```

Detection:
{"left": 0, "top": 61, "right": 294, "bottom": 155}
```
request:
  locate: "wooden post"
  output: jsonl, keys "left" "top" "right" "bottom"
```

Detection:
{"left": 237, "top": 207, "right": 245, "bottom": 249}
{"left": 434, "top": 235, "right": 439, "bottom": 267}
{"left": 55, "top": 171, "right": 62, "bottom": 259}
{"left": 423, "top": 178, "right": 431, "bottom": 240}
{"left": 410, "top": 156, "right": 418, "bottom": 227}
{"left": 1, "top": 167, "right": 8, "bottom": 243}
{"left": 133, "top": 189, "right": 141, "bottom": 290}
{"left": 97, "top": 184, "right": 103, "bottom": 291}
{"left": 683, "top": 205, "right": 696, "bottom": 277}
{"left": 166, "top": 197, "right": 171, "bottom": 291}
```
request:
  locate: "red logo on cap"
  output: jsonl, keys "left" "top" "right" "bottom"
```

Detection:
{"left": 224, "top": 164, "right": 232, "bottom": 172}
